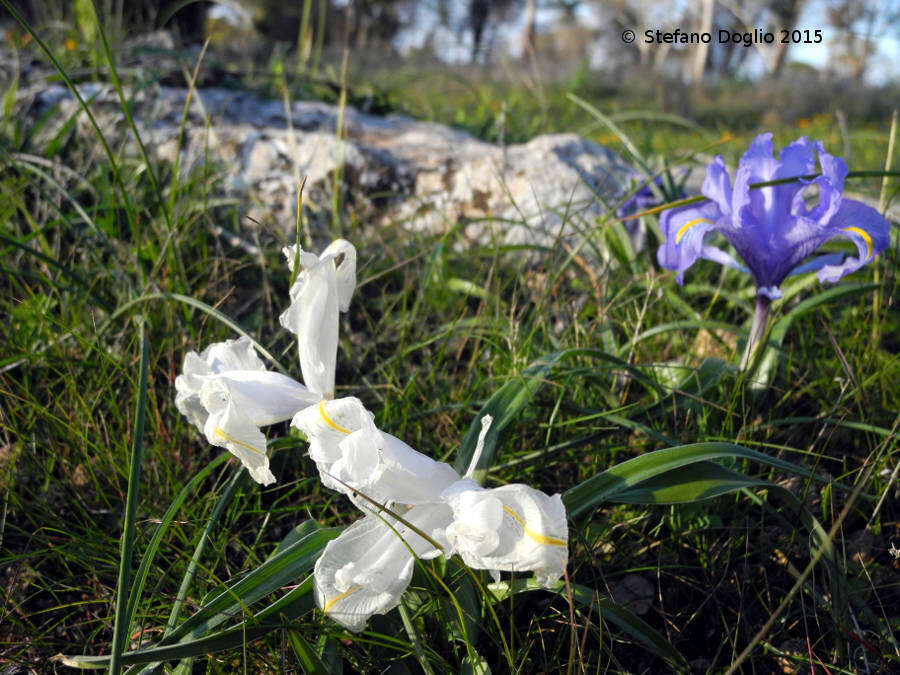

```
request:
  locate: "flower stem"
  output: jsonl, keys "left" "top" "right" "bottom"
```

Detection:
{"left": 741, "top": 294, "right": 771, "bottom": 371}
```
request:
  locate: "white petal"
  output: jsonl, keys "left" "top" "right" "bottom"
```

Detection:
{"left": 370, "top": 431, "right": 460, "bottom": 505}
{"left": 174, "top": 370, "right": 210, "bottom": 431}
{"left": 314, "top": 503, "right": 452, "bottom": 631}
{"left": 443, "top": 483, "right": 568, "bottom": 585}
{"left": 445, "top": 491, "right": 504, "bottom": 558}
{"left": 293, "top": 397, "right": 460, "bottom": 506}
{"left": 200, "top": 336, "right": 267, "bottom": 373}
{"left": 203, "top": 399, "right": 275, "bottom": 485}
{"left": 322, "top": 239, "right": 357, "bottom": 312}
{"left": 280, "top": 263, "right": 339, "bottom": 398}
{"left": 218, "top": 370, "right": 318, "bottom": 425}
{"left": 332, "top": 426, "right": 386, "bottom": 491}
{"left": 280, "top": 241, "right": 357, "bottom": 398}
{"left": 175, "top": 337, "right": 273, "bottom": 432}
{"left": 292, "top": 397, "right": 373, "bottom": 464}
{"left": 282, "top": 245, "right": 322, "bottom": 275}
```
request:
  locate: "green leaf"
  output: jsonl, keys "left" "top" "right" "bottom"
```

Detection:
{"left": 125, "top": 451, "right": 232, "bottom": 638}
{"left": 286, "top": 627, "right": 330, "bottom": 675}
{"left": 563, "top": 441, "right": 824, "bottom": 519}
{"left": 454, "top": 348, "right": 666, "bottom": 479}
{"left": 162, "top": 527, "right": 338, "bottom": 643}
{"left": 453, "top": 351, "right": 568, "bottom": 478}
{"left": 110, "top": 326, "right": 149, "bottom": 675}
{"left": 58, "top": 578, "right": 318, "bottom": 668}
{"left": 566, "top": 442, "right": 851, "bottom": 632}
{"left": 272, "top": 520, "right": 322, "bottom": 558}
{"left": 611, "top": 461, "right": 768, "bottom": 504}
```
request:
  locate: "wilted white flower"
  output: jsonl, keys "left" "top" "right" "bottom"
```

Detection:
{"left": 175, "top": 337, "right": 317, "bottom": 484}
{"left": 280, "top": 239, "right": 356, "bottom": 400}
{"left": 291, "top": 397, "right": 459, "bottom": 508}
{"left": 175, "top": 240, "right": 358, "bottom": 484}
{"left": 302, "top": 404, "right": 570, "bottom": 630}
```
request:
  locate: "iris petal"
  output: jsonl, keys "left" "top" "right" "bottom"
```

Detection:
{"left": 442, "top": 483, "right": 569, "bottom": 587}
{"left": 314, "top": 504, "right": 451, "bottom": 632}
{"left": 280, "top": 240, "right": 357, "bottom": 399}
{"left": 815, "top": 200, "right": 890, "bottom": 284}
{"left": 204, "top": 400, "right": 275, "bottom": 485}
{"left": 175, "top": 337, "right": 312, "bottom": 484}
{"left": 701, "top": 157, "right": 733, "bottom": 218}
{"left": 657, "top": 201, "right": 724, "bottom": 284}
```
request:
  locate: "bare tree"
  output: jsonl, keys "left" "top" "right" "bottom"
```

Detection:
{"left": 826, "top": 0, "right": 899, "bottom": 81}
{"left": 521, "top": 0, "right": 537, "bottom": 56}
{"left": 691, "top": 0, "right": 715, "bottom": 82}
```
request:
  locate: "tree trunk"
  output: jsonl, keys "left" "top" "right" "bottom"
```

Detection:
{"left": 690, "top": 0, "right": 714, "bottom": 83}
{"left": 521, "top": 0, "right": 536, "bottom": 57}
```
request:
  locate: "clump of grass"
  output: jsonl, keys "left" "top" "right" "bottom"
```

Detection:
{"left": 1, "top": 10, "right": 899, "bottom": 673}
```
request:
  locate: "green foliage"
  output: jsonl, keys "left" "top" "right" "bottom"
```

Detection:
{"left": 1, "top": 9, "right": 899, "bottom": 673}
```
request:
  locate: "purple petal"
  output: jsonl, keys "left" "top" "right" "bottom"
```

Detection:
{"left": 701, "top": 157, "right": 733, "bottom": 218}
{"left": 788, "top": 253, "right": 845, "bottom": 277}
{"left": 657, "top": 201, "right": 724, "bottom": 284}
{"left": 804, "top": 149, "right": 847, "bottom": 223}
{"left": 816, "top": 143, "right": 848, "bottom": 193}
{"left": 731, "top": 134, "right": 779, "bottom": 226}
{"left": 815, "top": 199, "right": 891, "bottom": 284}
{"left": 775, "top": 137, "right": 817, "bottom": 183}
{"left": 700, "top": 245, "right": 750, "bottom": 276}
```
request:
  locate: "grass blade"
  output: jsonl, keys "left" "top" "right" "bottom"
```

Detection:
{"left": 124, "top": 451, "right": 231, "bottom": 639}
{"left": 110, "top": 325, "right": 150, "bottom": 674}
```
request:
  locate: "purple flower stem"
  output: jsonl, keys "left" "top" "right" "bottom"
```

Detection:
{"left": 741, "top": 294, "right": 772, "bottom": 371}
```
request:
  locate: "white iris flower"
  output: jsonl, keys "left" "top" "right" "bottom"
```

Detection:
{"left": 280, "top": 239, "right": 356, "bottom": 400}
{"left": 175, "top": 337, "right": 317, "bottom": 485}
{"left": 301, "top": 401, "right": 569, "bottom": 630}
{"left": 291, "top": 397, "right": 459, "bottom": 508}
{"left": 175, "top": 240, "right": 357, "bottom": 484}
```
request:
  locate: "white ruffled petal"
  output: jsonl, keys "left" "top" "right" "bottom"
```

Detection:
{"left": 173, "top": 337, "right": 318, "bottom": 485}
{"left": 314, "top": 502, "right": 452, "bottom": 631}
{"left": 323, "top": 239, "right": 357, "bottom": 312}
{"left": 174, "top": 370, "right": 210, "bottom": 431}
{"left": 218, "top": 370, "right": 318, "bottom": 425}
{"left": 175, "top": 338, "right": 275, "bottom": 432}
{"left": 292, "top": 397, "right": 373, "bottom": 464}
{"left": 279, "top": 240, "right": 357, "bottom": 399}
{"left": 292, "top": 397, "right": 460, "bottom": 506}
{"left": 443, "top": 483, "right": 568, "bottom": 585}
{"left": 203, "top": 397, "right": 275, "bottom": 485}
{"left": 200, "top": 336, "right": 267, "bottom": 373}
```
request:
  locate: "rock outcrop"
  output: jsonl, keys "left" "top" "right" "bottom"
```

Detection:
{"left": 27, "top": 83, "right": 636, "bottom": 248}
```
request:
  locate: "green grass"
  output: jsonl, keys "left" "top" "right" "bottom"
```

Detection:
{"left": 2, "top": 16, "right": 900, "bottom": 674}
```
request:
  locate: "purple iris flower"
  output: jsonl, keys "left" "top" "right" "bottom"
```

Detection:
{"left": 657, "top": 133, "right": 889, "bottom": 301}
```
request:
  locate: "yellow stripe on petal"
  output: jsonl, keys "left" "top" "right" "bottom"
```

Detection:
{"left": 674, "top": 217, "right": 714, "bottom": 245}
{"left": 843, "top": 226, "right": 874, "bottom": 260}
{"left": 323, "top": 585, "right": 363, "bottom": 612}
{"left": 319, "top": 400, "right": 350, "bottom": 434}
{"left": 214, "top": 427, "right": 265, "bottom": 456}
{"left": 502, "top": 505, "right": 567, "bottom": 548}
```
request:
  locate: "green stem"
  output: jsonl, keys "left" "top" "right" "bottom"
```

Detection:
{"left": 740, "top": 294, "right": 771, "bottom": 371}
